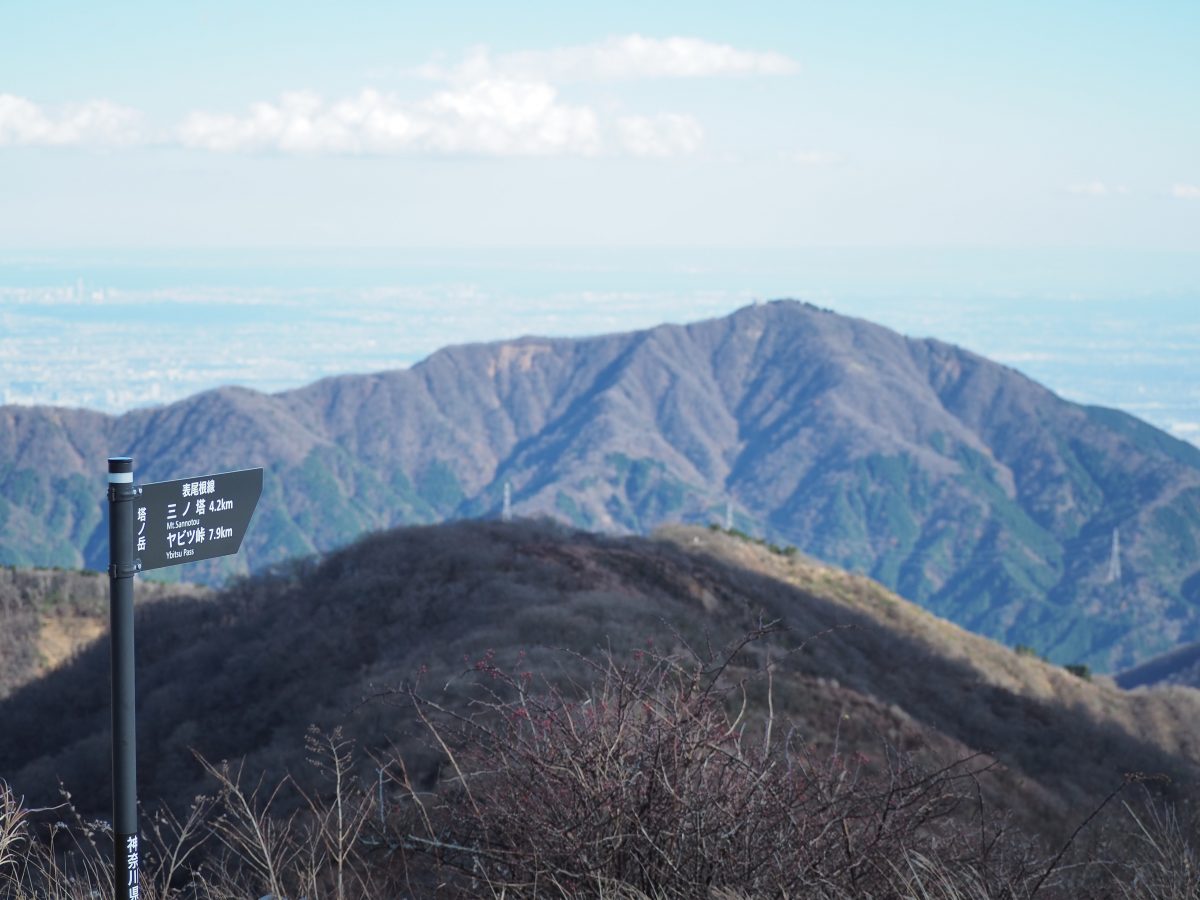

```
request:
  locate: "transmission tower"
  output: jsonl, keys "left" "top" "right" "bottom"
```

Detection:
{"left": 1106, "top": 527, "right": 1121, "bottom": 583}
{"left": 502, "top": 480, "right": 512, "bottom": 522}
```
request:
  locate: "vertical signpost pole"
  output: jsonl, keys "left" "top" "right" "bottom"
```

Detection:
{"left": 107, "top": 457, "right": 138, "bottom": 900}
{"left": 102, "top": 460, "right": 260, "bottom": 898}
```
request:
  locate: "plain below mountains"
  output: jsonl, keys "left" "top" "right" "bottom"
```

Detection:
{"left": 1, "top": 300, "right": 1199, "bottom": 671}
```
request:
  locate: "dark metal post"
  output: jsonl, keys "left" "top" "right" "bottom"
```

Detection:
{"left": 107, "top": 457, "right": 139, "bottom": 900}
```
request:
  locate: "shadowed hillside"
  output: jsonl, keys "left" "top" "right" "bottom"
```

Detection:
{"left": 1, "top": 519, "right": 1197, "bottom": 848}
{"left": 3, "top": 301, "right": 1199, "bottom": 670}
{"left": 1117, "top": 640, "right": 1200, "bottom": 690}
{"left": 0, "top": 566, "right": 207, "bottom": 699}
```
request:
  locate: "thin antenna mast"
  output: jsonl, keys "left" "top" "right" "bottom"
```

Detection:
{"left": 1106, "top": 527, "right": 1121, "bottom": 583}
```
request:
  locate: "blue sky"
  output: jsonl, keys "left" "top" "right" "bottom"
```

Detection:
{"left": 1, "top": 2, "right": 1198, "bottom": 443}
{"left": 2, "top": 1, "right": 1198, "bottom": 252}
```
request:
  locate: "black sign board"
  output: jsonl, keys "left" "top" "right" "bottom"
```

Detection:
{"left": 135, "top": 468, "right": 263, "bottom": 571}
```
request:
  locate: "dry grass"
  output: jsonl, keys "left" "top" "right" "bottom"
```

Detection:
{"left": 0, "top": 567, "right": 207, "bottom": 700}
{"left": 660, "top": 524, "right": 1200, "bottom": 769}
{"left": 5, "top": 521, "right": 1200, "bottom": 897}
{"left": 2, "top": 639, "right": 1198, "bottom": 898}
{"left": 0, "top": 730, "right": 398, "bottom": 900}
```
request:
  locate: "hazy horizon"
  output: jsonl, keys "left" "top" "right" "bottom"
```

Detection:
{"left": 2, "top": 246, "right": 1197, "bottom": 448}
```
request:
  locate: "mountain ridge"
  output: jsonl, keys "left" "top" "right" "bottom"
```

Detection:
{"left": 2, "top": 300, "right": 1198, "bottom": 670}
{"left": 1, "top": 521, "right": 1197, "bottom": 844}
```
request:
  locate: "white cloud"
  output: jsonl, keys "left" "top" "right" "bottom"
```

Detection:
{"left": 8, "top": 34, "right": 760, "bottom": 159}
{"left": 504, "top": 34, "right": 798, "bottom": 81}
{"left": 178, "top": 83, "right": 603, "bottom": 157}
{"left": 0, "top": 93, "right": 141, "bottom": 146}
{"left": 616, "top": 114, "right": 703, "bottom": 157}
{"left": 178, "top": 83, "right": 706, "bottom": 158}
{"left": 1066, "top": 182, "right": 1129, "bottom": 196}
{"left": 1171, "top": 183, "right": 1200, "bottom": 200}
{"left": 419, "top": 80, "right": 601, "bottom": 155}
{"left": 421, "top": 35, "right": 799, "bottom": 83}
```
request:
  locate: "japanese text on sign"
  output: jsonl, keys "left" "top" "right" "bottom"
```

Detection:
{"left": 134, "top": 468, "right": 262, "bottom": 571}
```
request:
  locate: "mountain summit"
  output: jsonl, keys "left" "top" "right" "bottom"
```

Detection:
{"left": 2, "top": 300, "right": 1198, "bottom": 669}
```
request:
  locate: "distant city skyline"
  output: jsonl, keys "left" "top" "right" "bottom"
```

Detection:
{"left": 1, "top": 248, "right": 1196, "bottom": 448}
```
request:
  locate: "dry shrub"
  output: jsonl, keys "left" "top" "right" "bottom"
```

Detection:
{"left": 391, "top": 631, "right": 1054, "bottom": 898}
{"left": 4, "top": 633, "right": 1196, "bottom": 898}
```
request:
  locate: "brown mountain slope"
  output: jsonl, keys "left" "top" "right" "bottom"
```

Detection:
{"left": 0, "top": 567, "right": 208, "bottom": 699}
{"left": 2, "top": 301, "right": 1199, "bottom": 669}
{"left": 0, "top": 520, "right": 1196, "bottom": 845}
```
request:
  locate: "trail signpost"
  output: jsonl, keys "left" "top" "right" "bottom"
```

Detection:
{"left": 136, "top": 468, "right": 263, "bottom": 571}
{"left": 106, "top": 458, "right": 262, "bottom": 900}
